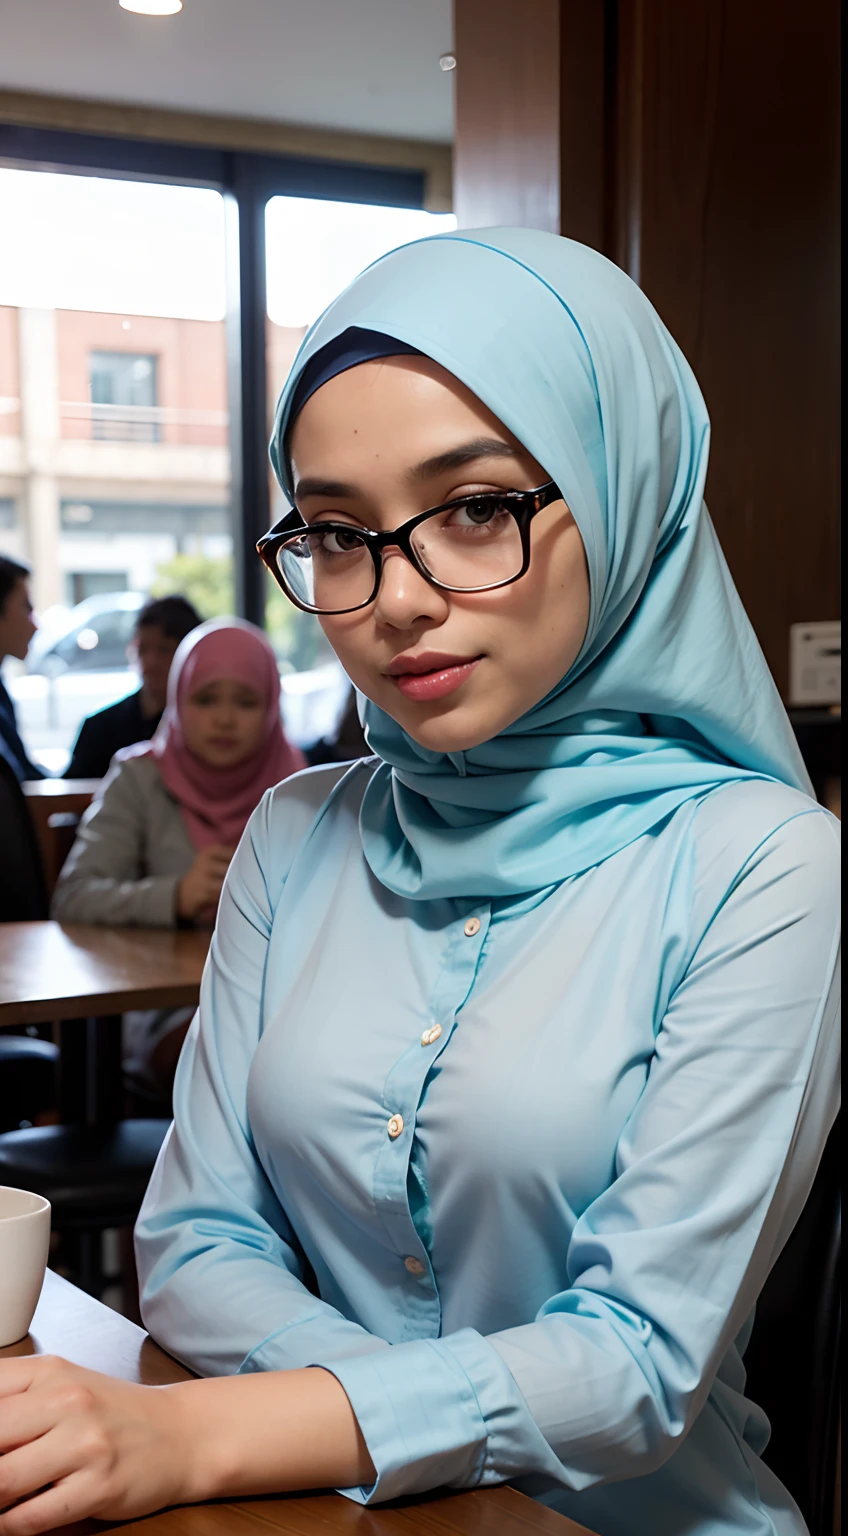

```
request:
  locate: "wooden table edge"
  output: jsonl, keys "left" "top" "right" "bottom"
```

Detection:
{"left": 0, "top": 985, "right": 201, "bottom": 1026}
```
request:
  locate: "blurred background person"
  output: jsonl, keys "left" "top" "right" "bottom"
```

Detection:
{"left": 64, "top": 594, "right": 201, "bottom": 780}
{"left": 0, "top": 554, "right": 43, "bottom": 782}
{"left": 304, "top": 683, "right": 369, "bottom": 766}
{"left": 52, "top": 617, "right": 306, "bottom": 1100}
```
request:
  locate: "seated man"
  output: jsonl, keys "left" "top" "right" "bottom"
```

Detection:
{"left": 65, "top": 594, "right": 200, "bottom": 779}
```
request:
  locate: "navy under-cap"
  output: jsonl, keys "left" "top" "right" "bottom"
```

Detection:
{"left": 285, "top": 326, "right": 422, "bottom": 428}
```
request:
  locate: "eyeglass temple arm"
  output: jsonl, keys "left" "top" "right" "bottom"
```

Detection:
{"left": 256, "top": 507, "right": 306, "bottom": 555}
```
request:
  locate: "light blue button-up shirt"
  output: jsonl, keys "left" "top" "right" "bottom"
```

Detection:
{"left": 135, "top": 762, "right": 840, "bottom": 1536}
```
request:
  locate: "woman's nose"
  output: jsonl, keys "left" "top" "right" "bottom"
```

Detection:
{"left": 372, "top": 547, "right": 450, "bottom": 630}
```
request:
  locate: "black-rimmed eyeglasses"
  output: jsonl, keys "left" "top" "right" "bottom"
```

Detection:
{"left": 256, "top": 481, "right": 562, "bottom": 616}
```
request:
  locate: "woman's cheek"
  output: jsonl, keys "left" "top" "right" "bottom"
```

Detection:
{"left": 246, "top": 710, "right": 267, "bottom": 753}
{"left": 319, "top": 616, "right": 373, "bottom": 676}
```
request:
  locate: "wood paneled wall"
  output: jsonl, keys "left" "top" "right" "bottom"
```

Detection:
{"left": 453, "top": 0, "right": 840, "bottom": 698}
{"left": 454, "top": 0, "right": 561, "bottom": 231}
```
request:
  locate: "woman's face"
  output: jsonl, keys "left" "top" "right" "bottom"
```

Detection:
{"left": 288, "top": 357, "right": 590, "bottom": 753}
{"left": 0, "top": 578, "right": 37, "bottom": 663}
{"left": 181, "top": 678, "right": 266, "bottom": 768}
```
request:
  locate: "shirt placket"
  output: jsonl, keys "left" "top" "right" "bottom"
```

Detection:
{"left": 372, "top": 904, "right": 492, "bottom": 1340}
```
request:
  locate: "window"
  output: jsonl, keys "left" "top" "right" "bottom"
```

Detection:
{"left": 0, "top": 126, "right": 444, "bottom": 764}
{"left": 89, "top": 351, "right": 158, "bottom": 442}
{"left": 0, "top": 163, "right": 232, "bottom": 769}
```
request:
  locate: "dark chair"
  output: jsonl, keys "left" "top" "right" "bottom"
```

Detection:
{"left": 0, "top": 1035, "right": 59, "bottom": 1130}
{"left": 0, "top": 754, "right": 48, "bottom": 920}
{"left": 0, "top": 1119, "right": 171, "bottom": 1296}
{"left": 45, "top": 810, "right": 83, "bottom": 892}
{"left": 744, "top": 1116, "right": 841, "bottom": 1536}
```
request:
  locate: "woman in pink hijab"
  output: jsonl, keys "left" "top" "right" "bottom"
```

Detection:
{"left": 52, "top": 617, "right": 306, "bottom": 1095}
{"left": 152, "top": 618, "right": 305, "bottom": 913}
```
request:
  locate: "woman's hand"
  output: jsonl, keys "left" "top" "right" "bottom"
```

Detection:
{"left": 176, "top": 843, "right": 235, "bottom": 921}
{"left": 0, "top": 1355, "right": 198, "bottom": 1534}
{"left": 0, "top": 1354, "right": 374, "bottom": 1533}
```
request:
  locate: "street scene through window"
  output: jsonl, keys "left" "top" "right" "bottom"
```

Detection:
{"left": 0, "top": 169, "right": 455, "bottom": 770}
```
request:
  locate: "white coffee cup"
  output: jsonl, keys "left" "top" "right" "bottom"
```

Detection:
{"left": 0, "top": 1186, "right": 51, "bottom": 1348}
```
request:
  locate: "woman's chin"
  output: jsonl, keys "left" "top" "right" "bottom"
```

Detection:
{"left": 389, "top": 699, "right": 503, "bottom": 756}
{"left": 195, "top": 745, "right": 252, "bottom": 769}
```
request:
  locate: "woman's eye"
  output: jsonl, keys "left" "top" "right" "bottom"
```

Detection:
{"left": 445, "top": 498, "right": 508, "bottom": 530}
{"left": 310, "top": 526, "right": 365, "bottom": 556}
{"left": 464, "top": 502, "right": 498, "bottom": 525}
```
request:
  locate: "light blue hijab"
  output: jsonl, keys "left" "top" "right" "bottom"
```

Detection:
{"left": 271, "top": 228, "right": 810, "bottom": 901}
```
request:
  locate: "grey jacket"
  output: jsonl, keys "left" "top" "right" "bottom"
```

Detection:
{"left": 51, "top": 753, "right": 195, "bottom": 927}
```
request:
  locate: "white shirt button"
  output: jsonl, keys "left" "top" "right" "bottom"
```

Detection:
{"left": 387, "top": 1114, "right": 404, "bottom": 1140}
{"left": 464, "top": 916, "right": 481, "bottom": 937}
{"left": 404, "top": 1255, "right": 425, "bottom": 1276}
{"left": 421, "top": 1024, "right": 443, "bottom": 1046}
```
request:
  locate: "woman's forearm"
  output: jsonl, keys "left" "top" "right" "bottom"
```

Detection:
{"left": 167, "top": 1367, "right": 376, "bottom": 1500}
{"left": 51, "top": 871, "right": 180, "bottom": 927}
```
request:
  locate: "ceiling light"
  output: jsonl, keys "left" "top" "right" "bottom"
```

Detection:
{"left": 439, "top": 53, "right": 456, "bottom": 71}
{"left": 120, "top": 0, "right": 183, "bottom": 15}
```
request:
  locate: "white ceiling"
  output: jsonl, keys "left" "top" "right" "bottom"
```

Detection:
{"left": 0, "top": 0, "right": 455, "bottom": 143}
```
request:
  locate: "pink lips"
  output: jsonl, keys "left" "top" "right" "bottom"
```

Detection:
{"left": 387, "top": 652, "right": 483, "bottom": 702}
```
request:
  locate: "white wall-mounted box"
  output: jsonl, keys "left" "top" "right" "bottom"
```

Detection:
{"left": 788, "top": 621, "right": 841, "bottom": 707}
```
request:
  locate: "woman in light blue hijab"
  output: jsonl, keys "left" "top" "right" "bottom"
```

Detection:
{"left": 1, "top": 231, "right": 839, "bottom": 1536}
{"left": 270, "top": 230, "right": 812, "bottom": 899}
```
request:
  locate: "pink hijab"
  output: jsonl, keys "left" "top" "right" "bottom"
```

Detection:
{"left": 143, "top": 617, "right": 306, "bottom": 849}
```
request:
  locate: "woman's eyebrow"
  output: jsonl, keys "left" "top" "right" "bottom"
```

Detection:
{"left": 409, "top": 437, "right": 521, "bottom": 482}
{"left": 293, "top": 438, "right": 520, "bottom": 503}
{"left": 294, "top": 476, "right": 358, "bottom": 501}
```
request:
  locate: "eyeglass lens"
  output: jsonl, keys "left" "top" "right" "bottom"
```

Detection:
{"left": 276, "top": 497, "right": 524, "bottom": 612}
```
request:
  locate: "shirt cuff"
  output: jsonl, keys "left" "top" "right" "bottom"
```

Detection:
{"left": 313, "top": 1326, "right": 563, "bottom": 1505}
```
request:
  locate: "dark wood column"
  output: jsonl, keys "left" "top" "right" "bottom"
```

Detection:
{"left": 453, "top": 0, "right": 840, "bottom": 698}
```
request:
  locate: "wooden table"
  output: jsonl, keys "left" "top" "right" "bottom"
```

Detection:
{"left": 0, "top": 922, "right": 209, "bottom": 1121}
{"left": 21, "top": 778, "right": 101, "bottom": 802}
{"left": 22, "top": 780, "right": 101, "bottom": 893}
{"left": 0, "top": 1270, "right": 596, "bottom": 1536}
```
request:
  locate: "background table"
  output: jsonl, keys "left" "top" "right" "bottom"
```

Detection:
{"left": 0, "top": 1270, "right": 597, "bottom": 1536}
{"left": 0, "top": 922, "right": 209, "bottom": 1121}
{"left": 0, "top": 922, "right": 209, "bottom": 1026}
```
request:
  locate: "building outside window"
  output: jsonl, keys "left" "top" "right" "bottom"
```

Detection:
{"left": 89, "top": 350, "right": 159, "bottom": 442}
{"left": 67, "top": 571, "right": 129, "bottom": 606}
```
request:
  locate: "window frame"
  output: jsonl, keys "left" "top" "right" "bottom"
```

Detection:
{"left": 0, "top": 122, "right": 426, "bottom": 626}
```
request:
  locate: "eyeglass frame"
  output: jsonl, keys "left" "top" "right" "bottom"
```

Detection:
{"left": 256, "top": 480, "right": 563, "bottom": 616}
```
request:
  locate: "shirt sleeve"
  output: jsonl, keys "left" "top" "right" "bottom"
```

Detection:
{"left": 135, "top": 767, "right": 391, "bottom": 1378}
{"left": 320, "top": 805, "right": 841, "bottom": 1503}
{"left": 50, "top": 760, "right": 180, "bottom": 927}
